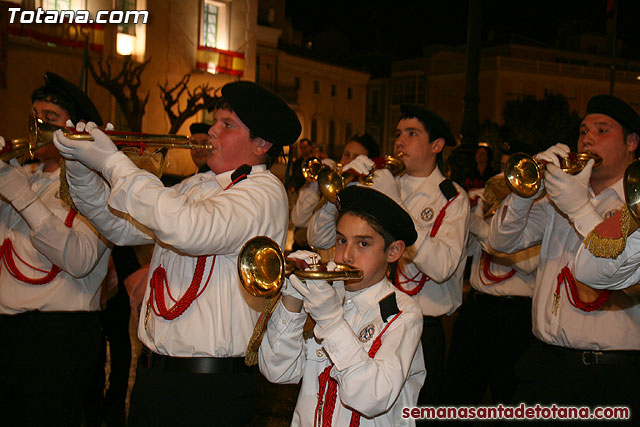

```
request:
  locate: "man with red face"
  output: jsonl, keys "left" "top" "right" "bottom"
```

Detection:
{"left": 391, "top": 104, "right": 470, "bottom": 405}
{"left": 489, "top": 94, "right": 640, "bottom": 416}
{"left": 53, "top": 80, "right": 301, "bottom": 426}
{"left": 0, "top": 72, "right": 110, "bottom": 427}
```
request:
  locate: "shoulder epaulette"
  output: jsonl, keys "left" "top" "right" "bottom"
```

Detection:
{"left": 379, "top": 292, "right": 400, "bottom": 323}
{"left": 231, "top": 164, "right": 252, "bottom": 183}
{"left": 439, "top": 179, "right": 458, "bottom": 201}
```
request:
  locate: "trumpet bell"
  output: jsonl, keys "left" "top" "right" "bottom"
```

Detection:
{"left": 237, "top": 236, "right": 364, "bottom": 298}
{"left": 317, "top": 167, "right": 344, "bottom": 204}
{"left": 237, "top": 236, "right": 285, "bottom": 298}
{"left": 302, "top": 157, "right": 325, "bottom": 182}
{"left": 504, "top": 153, "right": 542, "bottom": 198}
{"left": 624, "top": 159, "right": 640, "bottom": 223}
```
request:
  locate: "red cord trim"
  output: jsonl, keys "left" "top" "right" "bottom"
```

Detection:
{"left": 0, "top": 208, "right": 77, "bottom": 285}
{"left": 430, "top": 193, "right": 459, "bottom": 238}
{"left": 315, "top": 311, "right": 403, "bottom": 427}
{"left": 555, "top": 266, "right": 611, "bottom": 312}
{"left": 477, "top": 251, "right": 516, "bottom": 286}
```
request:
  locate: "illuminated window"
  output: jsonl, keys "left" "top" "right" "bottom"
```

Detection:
{"left": 43, "top": 0, "right": 71, "bottom": 9}
{"left": 201, "top": 0, "right": 229, "bottom": 50}
{"left": 42, "top": 0, "right": 85, "bottom": 9}
{"left": 117, "top": 0, "right": 137, "bottom": 35}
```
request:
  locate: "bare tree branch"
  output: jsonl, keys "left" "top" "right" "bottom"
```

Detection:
{"left": 89, "top": 54, "right": 151, "bottom": 131}
{"left": 158, "top": 72, "right": 221, "bottom": 134}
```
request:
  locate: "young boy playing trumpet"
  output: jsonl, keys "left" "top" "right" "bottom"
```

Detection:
{"left": 259, "top": 186, "right": 426, "bottom": 426}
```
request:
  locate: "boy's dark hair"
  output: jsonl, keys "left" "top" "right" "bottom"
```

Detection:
{"left": 337, "top": 210, "right": 396, "bottom": 250}
{"left": 31, "top": 86, "right": 77, "bottom": 122}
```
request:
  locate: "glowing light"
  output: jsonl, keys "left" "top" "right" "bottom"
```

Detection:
{"left": 117, "top": 33, "right": 136, "bottom": 56}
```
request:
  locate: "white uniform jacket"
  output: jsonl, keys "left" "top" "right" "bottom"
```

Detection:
{"left": 489, "top": 179, "right": 640, "bottom": 350}
{"left": 259, "top": 278, "right": 425, "bottom": 426}
{"left": 0, "top": 164, "right": 111, "bottom": 314}
{"left": 395, "top": 167, "right": 469, "bottom": 316}
{"left": 574, "top": 226, "right": 640, "bottom": 291}
{"left": 66, "top": 153, "right": 289, "bottom": 357}
{"left": 468, "top": 198, "right": 537, "bottom": 297}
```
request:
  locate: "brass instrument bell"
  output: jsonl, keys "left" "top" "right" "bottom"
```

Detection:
{"left": 301, "top": 157, "right": 326, "bottom": 182}
{"left": 624, "top": 159, "right": 640, "bottom": 223}
{"left": 237, "top": 236, "right": 363, "bottom": 298}
{"left": 504, "top": 151, "right": 602, "bottom": 198}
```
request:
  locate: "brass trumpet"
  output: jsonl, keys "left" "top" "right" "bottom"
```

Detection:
{"left": 316, "top": 153, "right": 406, "bottom": 204}
{"left": 301, "top": 157, "right": 326, "bottom": 182}
{"left": 504, "top": 151, "right": 602, "bottom": 198}
{"left": 237, "top": 236, "right": 363, "bottom": 298}
{"left": 0, "top": 113, "right": 211, "bottom": 163}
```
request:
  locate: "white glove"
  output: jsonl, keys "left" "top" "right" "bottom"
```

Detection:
{"left": 65, "top": 120, "right": 114, "bottom": 132}
{"left": 289, "top": 275, "right": 343, "bottom": 335}
{"left": 0, "top": 161, "right": 37, "bottom": 211}
{"left": 545, "top": 159, "right": 601, "bottom": 237}
{"left": 342, "top": 154, "right": 374, "bottom": 176}
{"left": 280, "top": 276, "right": 304, "bottom": 301}
{"left": 53, "top": 121, "right": 118, "bottom": 173}
{"left": 321, "top": 158, "right": 337, "bottom": 168}
{"left": 287, "top": 249, "right": 321, "bottom": 266}
{"left": 534, "top": 143, "right": 570, "bottom": 168}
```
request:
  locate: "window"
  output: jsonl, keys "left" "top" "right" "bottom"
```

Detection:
{"left": 43, "top": 0, "right": 71, "bottom": 9}
{"left": 331, "top": 84, "right": 336, "bottom": 97}
{"left": 311, "top": 118, "right": 318, "bottom": 142}
{"left": 347, "top": 87, "right": 353, "bottom": 100}
{"left": 328, "top": 120, "right": 336, "bottom": 157}
{"left": 202, "top": 0, "right": 229, "bottom": 50}
{"left": 370, "top": 89, "right": 379, "bottom": 114}
{"left": 345, "top": 123, "right": 352, "bottom": 142}
{"left": 391, "top": 75, "right": 424, "bottom": 105}
{"left": 313, "top": 80, "right": 319, "bottom": 94}
{"left": 117, "top": 0, "right": 137, "bottom": 35}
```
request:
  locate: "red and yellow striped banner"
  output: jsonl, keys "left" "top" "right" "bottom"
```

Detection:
{"left": 196, "top": 45, "right": 244, "bottom": 77}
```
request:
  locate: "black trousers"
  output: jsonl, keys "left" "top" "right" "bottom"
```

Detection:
{"left": 128, "top": 358, "right": 258, "bottom": 427}
{"left": 513, "top": 339, "right": 640, "bottom": 424}
{"left": 0, "top": 310, "right": 101, "bottom": 427}
{"left": 418, "top": 315, "right": 446, "bottom": 405}
{"left": 442, "top": 290, "right": 533, "bottom": 405}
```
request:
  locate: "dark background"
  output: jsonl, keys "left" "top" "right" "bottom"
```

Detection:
{"left": 286, "top": 0, "right": 640, "bottom": 63}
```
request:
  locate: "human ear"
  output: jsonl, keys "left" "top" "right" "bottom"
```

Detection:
{"left": 386, "top": 240, "right": 406, "bottom": 263}
{"left": 431, "top": 137, "right": 445, "bottom": 154}
{"left": 253, "top": 138, "right": 273, "bottom": 156}
{"left": 626, "top": 133, "right": 639, "bottom": 156}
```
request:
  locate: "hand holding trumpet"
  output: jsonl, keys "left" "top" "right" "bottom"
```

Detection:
{"left": 53, "top": 121, "right": 119, "bottom": 176}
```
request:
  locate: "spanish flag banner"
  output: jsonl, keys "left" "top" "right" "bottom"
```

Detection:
{"left": 9, "top": 21, "right": 104, "bottom": 52}
{"left": 196, "top": 45, "right": 244, "bottom": 77}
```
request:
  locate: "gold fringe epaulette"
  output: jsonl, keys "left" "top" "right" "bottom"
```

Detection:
{"left": 58, "top": 159, "right": 77, "bottom": 211}
{"left": 583, "top": 204, "right": 638, "bottom": 259}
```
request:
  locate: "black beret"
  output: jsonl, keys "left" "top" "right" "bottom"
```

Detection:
{"left": 400, "top": 104, "right": 456, "bottom": 147}
{"left": 189, "top": 122, "right": 211, "bottom": 135}
{"left": 586, "top": 95, "right": 640, "bottom": 135}
{"left": 337, "top": 186, "right": 417, "bottom": 246}
{"left": 221, "top": 81, "right": 301, "bottom": 146}
{"left": 350, "top": 132, "right": 380, "bottom": 159}
{"left": 43, "top": 72, "right": 103, "bottom": 125}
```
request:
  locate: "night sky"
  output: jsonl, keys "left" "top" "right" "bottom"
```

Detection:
{"left": 286, "top": 0, "right": 640, "bottom": 64}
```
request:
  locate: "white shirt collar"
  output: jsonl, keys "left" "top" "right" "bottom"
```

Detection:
{"left": 214, "top": 164, "right": 266, "bottom": 189}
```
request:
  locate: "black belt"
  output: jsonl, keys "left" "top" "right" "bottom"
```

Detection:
{"left": 140, "top": 347, "right": 253, "bottom": 374}
{"left": 539, "top": 341, "right": 640, "bottom": 366}
{"left": 470, "top": 289, "right": 531, "bottom": 304}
